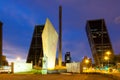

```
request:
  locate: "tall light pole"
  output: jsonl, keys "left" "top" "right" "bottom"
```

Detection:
{"left": 58, "top": 5, "right": 62, "bottom": 67}
{"left": 106, "top": 51, "right": 111, "bottom": 67}
{"left": 85, "top": 59, "right": 89, "bottom": 64}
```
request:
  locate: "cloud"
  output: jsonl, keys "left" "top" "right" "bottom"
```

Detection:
{"left": 62, "top": 40, "right": 92, "bottom": 62}
{"left": 114, "top": 16, "right": 120, "bottom": 24}
{"left": 3, "top": 41, "right": 27, "bottom": 63}
{"left": 1, "top": 3, "right": 36, "bottom": 27}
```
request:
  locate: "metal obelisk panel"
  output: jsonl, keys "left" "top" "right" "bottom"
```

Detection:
{"left": 58, "top": 6, "right": 62, "bottom": 67}
{"left": 42, "top": 18, "right": 58, "bottom": 69}
{"left": 0, "top": 22, "right": 2, "bottom": 67}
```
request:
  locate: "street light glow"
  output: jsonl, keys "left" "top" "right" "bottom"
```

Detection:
{"left": 106, "top": 51, "right": 111, "bottom": 55}
{"left": 85, "top": 59, "right": 89, "bottom": 64}
{"left": 104, "top": 56, "right": 109, "bottom": 60}
{"left": 105, "top": 51, "right": 111, "bottom": 67}
{"left": 16, "top": 57, "right": 21, "bottom": 61}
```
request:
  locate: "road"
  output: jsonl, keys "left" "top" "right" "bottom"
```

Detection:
{"left": 0, "top": 74, "right": 118, "bottom": 80}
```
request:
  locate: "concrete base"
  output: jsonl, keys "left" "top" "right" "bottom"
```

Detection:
{"left": 41, "top": 69, "right": 47, "bottom": 74}
{"left": 47, "top": 69, "right": 67, "bottom": 74}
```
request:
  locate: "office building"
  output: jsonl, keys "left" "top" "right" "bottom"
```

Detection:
{"left": 26, "top": 25, "right": 44, "bottom": 67}
{"left": 65, "top": 52, "right": 71, "bottom": 63}
{"left": 114, "top": 54, "right": 120, "bottom": 63}
{"left": 86, "top": 19, "right": 114, "bottom": 66}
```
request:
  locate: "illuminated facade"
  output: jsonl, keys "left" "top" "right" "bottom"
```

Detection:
{"left": 86, "top": 19, "right": 114, "bottom": 66}
{"left": 42, "top": 19, "right": 58, "bottom": 69}
{"left": 27, "top": 18, "right": 58, "bottom": 69}
{"left": 13, "top": 62, "right": 32, "bottom": 73}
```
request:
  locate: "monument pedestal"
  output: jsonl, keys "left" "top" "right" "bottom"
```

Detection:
{"left": 42, "top": 55, "right": 48, "bottom": 74}
{"left": 41, "top": 69, "right": 47, "bottom": 74}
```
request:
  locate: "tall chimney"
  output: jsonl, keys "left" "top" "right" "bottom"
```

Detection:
{"left": 0, "top": 21, "right": 2, "bottom": 67}
{"left": 58, "top": 5, "right": 62, "bottom": 67}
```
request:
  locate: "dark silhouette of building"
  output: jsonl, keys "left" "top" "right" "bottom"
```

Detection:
{"left": 86, "top": 19, "right": 114, "bottom": 66}
{"left": 65, "top": 52, "right": 71, "bottom": 63}
{"left": 26, "top": 25, "right": 44, "bottom": 67}
{"left": 0, "top": 21, "right": 2, "bottom": 67}
{"left": 2, "top": 55, "right": 8, "bottom": 66}
{"left": 114, "top": 54, "right": 120, "bottom": 64}
{"left": 0, "top": 22, "right": 8, "bottom": 67}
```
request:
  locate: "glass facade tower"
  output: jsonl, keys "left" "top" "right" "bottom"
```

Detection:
{"left": 26, "top": 25, "right": 44, "bottom": 67}
{"left": 86, "top": 19, "right": 114, "bottom": 66}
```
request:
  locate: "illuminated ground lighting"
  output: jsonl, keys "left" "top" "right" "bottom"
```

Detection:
{"left": 42, "top": 18, "right": 58, "bottom": 69}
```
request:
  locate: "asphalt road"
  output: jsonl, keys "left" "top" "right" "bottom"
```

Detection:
{"left": 0, "top": 74, "right": 118, "bottom": 80}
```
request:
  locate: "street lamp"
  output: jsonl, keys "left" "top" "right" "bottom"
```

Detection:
{"left": 16, "top": 57, "right": 21, "bottom": 62}
{"left": 104, "top": 56, "right": 109, "bottom": 61}
{"left": 85, "top": 59, "right": 89, "bottom": 64}
{"left": 105, "top": 51, "right": 111, "bottom": 67}
{"left": 104, "top": 56, "right": 109, "bottom": 68}
{"left": 84, "top": 59, "right": 90, "bottom": 72}
{"left": 106, "top": 51, "right": 111, "bottom": 55}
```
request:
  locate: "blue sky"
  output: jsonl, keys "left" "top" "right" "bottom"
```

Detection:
{"left": 0, "top": 0, "right": 120, "bottom": 62}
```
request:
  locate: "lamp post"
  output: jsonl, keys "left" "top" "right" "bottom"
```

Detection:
{"left": 104, "top": 56, "right": 109, "bottom": 61}
{"left": 106, "top": 51, "right": 111, "bottom": 55}
{"left": 85, "top": 58, "right": 90, "bottom": 72}
{"left": 105, "top": 51, "right": 111, "bottom": 67}
{"left": 85, "top": 59, "right": 89, "bottom": 64}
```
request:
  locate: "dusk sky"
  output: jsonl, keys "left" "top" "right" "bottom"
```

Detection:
{"left": 0, "top": 0, "right": 120, "bottom": 63}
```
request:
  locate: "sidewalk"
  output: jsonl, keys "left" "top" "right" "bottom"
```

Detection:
{"left": 111, "top": 73, "right": 120, "bottom": 80}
